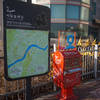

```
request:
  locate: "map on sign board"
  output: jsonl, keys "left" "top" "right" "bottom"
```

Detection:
{"left": 3, "top": 0, "right": 50, "bottom": 80}
{"left": 7, "top": 29, "right": 48, "bottom": 79}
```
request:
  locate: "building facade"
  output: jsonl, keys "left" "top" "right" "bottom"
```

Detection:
{"left": 35, "top": 0, "right": 90, "bottom": 38}
{"left": 89, "top": 0, "right": 100, "bottom": 42}
{"left": 0, "top": 0, "right": 99, "bottom": 40}
{"left": 96, "top": 0, "right": 100, "bottom": 41}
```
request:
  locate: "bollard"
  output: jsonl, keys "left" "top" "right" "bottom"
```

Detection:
{"left": 53, "top": 43, "right": 57, "bottom": 91}
{"left": 94, "top": 44, "right": 98, "bottom": 79}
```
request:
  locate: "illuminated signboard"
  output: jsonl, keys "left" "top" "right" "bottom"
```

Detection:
{"left": 3, "top": 0, "right": 50, "bottom": 80}
{"left": 58, "top": 31, "right": 76, "bottom": 50}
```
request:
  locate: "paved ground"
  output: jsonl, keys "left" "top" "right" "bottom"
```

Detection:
{"left": 35, "top": 79, "right": 100, "bottom": 100}
{"left": 75, "top": 79, "right": 100, "bottom": 100}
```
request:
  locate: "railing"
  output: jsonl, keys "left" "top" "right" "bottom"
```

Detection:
{"left": 0, "top": 45, "right": 100, "bottom": 100}
{"left": 78, "top": 45, "right": 100, "bottom": 80}
{"left": 77, "top": 46, "right": 95, "bottom": 80}
{"left": 97, "top": 45, "right": 100, "bottom": 72}
{"left": 0, "top": 56, "right": 53, "bottom": 100}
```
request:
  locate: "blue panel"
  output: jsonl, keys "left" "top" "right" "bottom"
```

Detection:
{"left": 51, "top": 4, "right": 65, "bottom": 18}
{"left": 66, "top": 5, "right": 80, "bottom": 19}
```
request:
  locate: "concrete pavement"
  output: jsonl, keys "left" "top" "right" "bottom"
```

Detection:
{"left": 34, "top": 79, "right": 100, "bottom": 100}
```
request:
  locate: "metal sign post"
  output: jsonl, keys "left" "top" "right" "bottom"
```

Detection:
{"left": 25, "top": 1, "right": 32, "bottom": 100}
{"left": 94, "top": 44, "right": 98, "bottom": 79}
{"left": 26, "top": 77, "right": 32, "bottom": 100}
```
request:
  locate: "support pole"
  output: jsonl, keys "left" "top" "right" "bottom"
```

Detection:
{"left": 26, "top": 77, "right": 32, "bottom": 100}
{"left": 25, "top": 1, "right": 32, "bottom": 99}
{"left": 53, "top": 44, "right": 56, "bottom": 52}
{"left": 58, "top": 31, "right": 60, "bottom": 51}
{"left": 94, "top": 44, "right": 98, "bottom": 79}
{"left": 53, "top": 44, "right": 57, "bottom": 91}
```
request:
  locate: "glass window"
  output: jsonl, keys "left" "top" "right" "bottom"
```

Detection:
{"left": 92, "top": 2, "right": 96, "bottom": 15}
{"left": 74, "top": 0, "right": 81, "bottom": 1}
{"left": 66, "top": 24, "right": 78, "bottom": 31}
{"left": 51, "top": 23, "right": 65, "bottom": 37}
{"left": 82, "top": 0, "right": 90, "bottom": 4}
{"left": 18, "top": 0, "right": 27, "bottom": 2}
{"left": 80, "top": 7, "right": 89, "bottom": 21}
{"left": 45, "top": 5, "right": 50, "bottom": 8}
{"left": 66, "top": 5, "right": 80, "bottom": 19}
{"left": 51, "top": 5, "right": 65, "bottom": 18}
{"left": 51, "top": 23, "right": 65, "bottom": 32}
{"left": 80, "top": 24, "right": 88, "bottom": 37}
{"left": 32, "top": 0, "right": 36, "bottom": 3}
{"left": 36, "top": 0, "right": 39, "bottom": 1}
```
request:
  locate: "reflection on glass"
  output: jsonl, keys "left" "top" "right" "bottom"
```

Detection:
{"left": 66, "top": 5, "right": 80, "bottom": 19}
{"left": 80, "top": 24, "right": 88, "bottom": 37}
{"left": 51, "top": 5, "right": 65, "bottom": 18}
{"left": 82, "top": 0, "right": 90, "bottom": 4}
{"left": 80, "top": 7, "right": 89, "bottom": 21}
{"left": 20, "top": 0, "right": 27, "bottom": 2}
